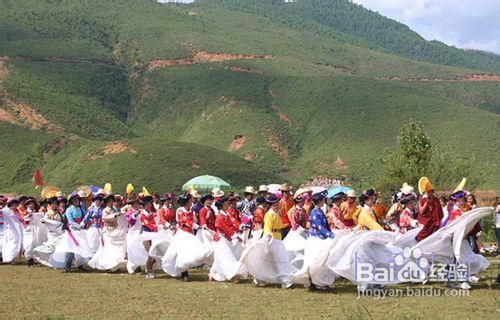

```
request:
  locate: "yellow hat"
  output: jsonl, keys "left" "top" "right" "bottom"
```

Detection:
{"left": 453, "top": 178, "right": 466, "bottom": 193}
{"left": 418, "top": 177, "right": 433, "bottom": 194}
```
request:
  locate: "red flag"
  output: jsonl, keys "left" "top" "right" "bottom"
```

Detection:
{"left": 32, "top": 169, "right": 45, "bottom": 188}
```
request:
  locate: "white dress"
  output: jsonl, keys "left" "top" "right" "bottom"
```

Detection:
{"left": 162, "top": 228, "right": 212, "bottom": 277}
{"left": 22, "top": 211, "right": 48, "bottom": 260}
{"left": 33, "top": 218, "right": 64, "bottom": 267}
{"left": 127, "top": 228, "right": 173, "bottom": 273}
{"left": 88, "top": 207, "right": 128, "bottom": 271}
{"left": 240, "top": 234, "right": 297, "bottom": 284}
{"left": 209, "top": 211, "right": 247, "bottom": 281}
{"left": 0, "top": 209, "right": 24, "bottom": 263}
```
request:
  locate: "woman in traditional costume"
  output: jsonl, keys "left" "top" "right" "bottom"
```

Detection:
{"left": 162, "top": 193, "right": 211, "bottom": 281}
{"left": 357, "top": 189, "right": 384, "bottom": 231}
{"left": 340, "top": 190, "right": 358, "bottom": 228}
{"left": 83, "top": 194, "right": 103, "bottom": 254}
{"left": 282, "top": 192, "right": 308, "bottom": 259}
{"left": 157, "top": 193, "right": 175, "bottom": 231}
{"left": 396, "top": 194, "right": 419, "bottom": 234}
{"left": 88, "top": 195, "right": 128, "bottom": 271}
{"left": 139, "top": 196, "right": 158, "bottom": 279}
{"left": 22, "top": 197, "right": 47, "bottom": 266}
{"left": 0, "top": 199, "right": 24, "bottom": 263}
{"left": 241, "top": 194, "right": 297, "bottom": 289}
{"left": 328, "top": 192, "right": 348, "bottom": 230}
{"left": 50, "top": 193, "right": 93, "bottom": 271}
{"left": 209, "top": 196, "right": 247, "bottom": 282}
{"left": 33, "top": 198, "right": 64, "bottom": 267}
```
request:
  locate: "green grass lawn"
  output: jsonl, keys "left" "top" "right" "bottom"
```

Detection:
{"left": 1, "top": 260, "right": 498, "bottom": 319}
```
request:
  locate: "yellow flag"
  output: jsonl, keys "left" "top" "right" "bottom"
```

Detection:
{"left": 142, "top": 186, "right": 151, "bottom": 196}
{"left": 104, "top": 183, "right": 112, "bottom": 193}
{"left": 126, "top": 183, "right": 134, "bottom": 195}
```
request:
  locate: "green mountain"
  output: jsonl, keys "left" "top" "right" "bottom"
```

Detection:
{"left": 0, "top": 0, "right": 498, "bottom": 195}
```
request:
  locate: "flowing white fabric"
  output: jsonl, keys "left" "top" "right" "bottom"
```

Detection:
{"left": 126, "top": 229, "right": 173, "bottom": 273}
{"left": 125, "top": 221, "right": 144, "bottom": 273}
{"left": 239, "top": 236, "right": 297, "bottom": 284}
{"left": 0, "top": 209, "right": 24, "bottom": 263}
{"left": 162, "top": 229, "right": 212, "bottom": 277}
{"left": 33, "top": 218, "right": 64, "bottom": 267}
{"left": 293, "top": 230, "right": 351, "bottom": 286}
{"left": 392, "top": 226, "right": 422, "bottom": 249}
{"left": 49, "top": 226, "right": 94, "bottom": 269}
{"left": 23, "top": 213, "right": 48, "bottom": 260}
{"left": 412, "top": 207, "right": 491, "bottom": 275}
{"left": 86, "top": 227, "right": 102, "bottom": 254}
{"left": 196, "top": 228, "right": 215, "bottom": 266}
{"left": 210, "top": 237, "right": 248, "bottom": 281}
{"left": 282, "top": 227, "right": 307, "bottom": 255}
{"left": 88, "top": 214, "right": 128, "bottom": 270}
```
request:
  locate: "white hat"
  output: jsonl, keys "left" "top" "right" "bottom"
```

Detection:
{"left": 400, "top": 183, "right": 415, "bottom": 195}
{"left": 293, "top": 188, "right": 308, "bottom": 199}
{"left": 55, "top": 191, "right": 64, "bottom": 198}
{"left": 346, "top": 190, "right": 357, "bottom": 198}
{"left": 190, "top": 189, "right": 200, "bottom": 198}
{"left": 244, "top": 186, "right": 256, "bottom": 194}
{"left": 211, "top": 187, "right": 224, "bottom": 197}
{"left": 258, "top": 185, "right": 268, "bottom": 192}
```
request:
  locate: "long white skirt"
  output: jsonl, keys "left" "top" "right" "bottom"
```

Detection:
{"left": 127, "top": 229, "right": 173, "bottom": 273}
{"left": 86, "top": 227, "right": 102, "bottom": 254}
{"left": 49, "top": 227, "right": 94, "bottom": 269}
{"left": 23, "top": 213, "right": 48, "bottom": 260}
{"left": 33, "top": 218, "right": 64, "bottom": 267}
{"left": 88, "top": 217, "right": 128, "bottom": 270}
{"left": 0, "top": 212, "right": 24, "bottom": 263}
{"left": 210, "top": 237, "right": 248, "bottom": 281}
{"left": 196, "top": 228, "right": 215, "bottom": 267}
{"left": 162, "top": 229, "right": 211, "bottom": 277}
{"left": 240, "top": 235, "right": 297, "bottom": 284}
{"left": 282, "top": 227, "right": 307, "bottom": 255}
{"left": 293, "top": 231, "right": 350, "bottom": 286}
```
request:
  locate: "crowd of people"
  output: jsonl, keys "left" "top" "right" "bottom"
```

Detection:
{"left": 0, "top": 177, "right": 498, "bottom": 292}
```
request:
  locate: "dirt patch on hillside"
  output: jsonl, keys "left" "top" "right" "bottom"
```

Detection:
{"left": 267, "top": 135, "right": 290, "bottom": 161}
{"left": 224, "top": 66, "right": 263, "bottom": 74}
{"left": 376, "top": 74, "right": 500, "bottom": 82}
{"left": 316, "top": 63, "right": 352, "bottom": 73}
{"left": 147, "top": 51, "right": 273, "bottom": 71}
{"left": 229, "top": 135, "right": 247, "bottom": 151}
{"left": 0, "top": 97, "right": 64, "bottom": 132}
{"left": 278, "top": 112, "right": 292, "bottom": 126}
{"left": 103, "top": 142, "right": 138, "bottom": 155}
{"left": 42, "top": 136, "right": 79, "bottom": 157}
{"left": 0, "top": 57, "right": 10, "bottom": 77}
{"left": 333, "top": 156, "right": 348, "bottom": 169}
{"left": 244, "top": 152, "right": 255, "bottom": 161}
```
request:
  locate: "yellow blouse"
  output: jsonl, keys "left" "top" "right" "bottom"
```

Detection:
{"left": 357, "top": 205, "right": 384, "bottom": 231}
{"left": 263, "top": 208, "right": 283, "bottom": 240}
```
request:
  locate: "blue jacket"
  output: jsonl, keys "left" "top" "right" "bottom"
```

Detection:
{"left": 308, "top": 206, "right": 334, "bottom": 239}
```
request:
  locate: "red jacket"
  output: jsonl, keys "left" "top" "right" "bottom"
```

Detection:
{"left": 140, "top": 209, "right": 157, "bottom": 232}
{"left": 214, "top": 211, "right": 238, "bottom": 241}
{"left": 417, "top": 197, "right": 443, "bottom": 242}
{"left": 198, "top": 206, "right": 216, "bottom": 231}
{"left": 227, "top": 207, "right": 241, "bottom": 230}
{"left": 157, "top": 205, "right": 175, "bottom": 227}
{"left": 177, "top": 207, "right": 194, "bottom": 233}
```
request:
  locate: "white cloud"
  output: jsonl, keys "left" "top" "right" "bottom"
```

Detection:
{"left": 352, "top": 0, "right": 500, "bottom": 54}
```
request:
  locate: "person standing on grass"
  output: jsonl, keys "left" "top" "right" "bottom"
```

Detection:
{"left": 0, "top": 199, "right": 24, "bottom": 263}
{"left": 397, "top": 194, "right": 419, "bottom": 234}
{"left": 157, "top": 193, "right": 175, "bottom": 231}
{"left": 340, "top": 190, "right": 358, "bottom": 228}
{"left": 493, "top": 197, "right": 500, "bottom": 256}
{"left": 308, "top": 193, "right": 335, "bottom": 239}
{"left": 138, "top": 196, "right": 158, "bottom": 279}
{"left": 49, "top": 193, "right": 93, "bottom": 272}
{"left": 88, "top": 195, "right": 128, "bottom": 272}
{"left": 327, "top": 192, "right": 348, "bottom": 230}
{"left": 416, "top": 177, "right": 443, "bottom": 242}
{"left": 278, "top": 183, "right": 294, "bottom": 238}
{"left": 289, "top": 193, "right": 308, "bottom": 231}
{"left": 198, "top": 194, "right": 216, "bottom": 232}
{"left": 83, "top": 194, "right": 103, "bottom": 254}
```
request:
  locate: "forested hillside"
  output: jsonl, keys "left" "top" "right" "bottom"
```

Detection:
{"left": 0, "top": 0, "right": 498, "bottom": 194}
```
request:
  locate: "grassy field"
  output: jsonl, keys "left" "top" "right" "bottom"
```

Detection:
{"left": 1, "top": 260, "right": 499, "bottom": 319}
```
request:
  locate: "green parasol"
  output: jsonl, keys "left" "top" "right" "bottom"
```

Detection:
{"left": 182, "top": 175, "right": 231, "bottom": 192}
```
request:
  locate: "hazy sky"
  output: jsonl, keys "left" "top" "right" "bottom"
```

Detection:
{"left": 159, "top": 0, "right": 500, "bottom": 54}
{"left": 352, "top": 0, "right": 500, "bottom": 54}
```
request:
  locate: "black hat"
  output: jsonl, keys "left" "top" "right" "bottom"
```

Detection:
{"left": 92, "top": 194, "right": 104, "bottom": 201}
{"left": 103, "top": 194, "right": 115, "bottom": 202}
{"left": 330, "top": 192, "right": 346, "bottom": 202}
{"left": 139, "top": 195, "right": 153, "bottom": 205}
{"left": 177, "top": 193, "right": 192, "bottom": 206}
{"left": 400, "top": 194, "right": 416, "bottom": 205}
{"left": 127, "top": 194, "right": 139, "bottom": 204}
{"left": 256, "top": 196, "right": 267, "bottom": 205}
{"left": 215, "top": 196, "right": 229, "bottom": 208}
{"left": 312, "top": 193, "right": 325, "bottom": 204}
{"left": 40, "top": 198, "right": 54, "bottom": 206}
{"left": 19, "top": 195, "right": 28, "bottom": 203}
{"left": 24, "top": 197, "right": 37, "bottom": 205}
{"left": 68, "top": 193, "right": 81, "bottom": 202}
{"left": 200, "top": 194, "right": 214, "bottom": 204}
{"left": 266, "top": 194, "right": 280, "bottom": 204}
{"left": 7, "top": 198, "right": 19, "bottom": 207}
